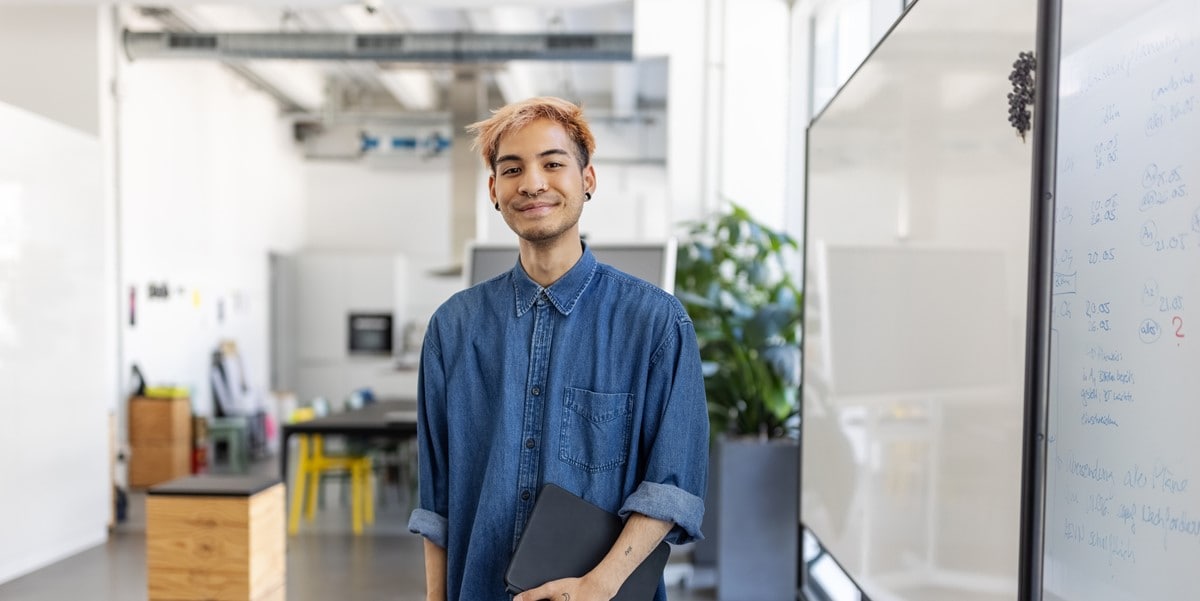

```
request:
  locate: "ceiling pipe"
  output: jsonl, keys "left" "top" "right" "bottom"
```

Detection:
{"left": 123, "top": 30, "right": 634, "bottom": 62}
{"left": 134, "top": 7, "right": 314, "bottom": 113}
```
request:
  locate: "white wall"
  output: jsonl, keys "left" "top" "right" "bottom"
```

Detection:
{"left": 0, "top": 6, "right": 114, "bottom": 586}
{"left": 118, "top": 57, "right": 307, "bottom": 419}
{"left": 284, "top": 251, "right": 412, "bottom": 403}
{"left": 0, "top": 102, "right": 111, "bottom": 585}
{"left": 302, "top": 161, "right": 461, "bottom": 324}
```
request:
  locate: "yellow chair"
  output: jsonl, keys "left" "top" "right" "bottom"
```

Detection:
{"left": 287, "top": 408, "right": 374, "bottom": 535}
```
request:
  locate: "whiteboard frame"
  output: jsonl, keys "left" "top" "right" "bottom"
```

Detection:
{"left": 1018, "top": 0, "right": 1062, "bottom": 600}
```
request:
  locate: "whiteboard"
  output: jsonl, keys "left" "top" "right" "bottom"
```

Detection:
{"left": 1043, "top": 0, "right": 1200, "bottom": 598}
{"left": 0, "top": 101, "right": 110, "bottom": 583}
{"left": 818, "top": 244, "right": 1012, "bottom": 398}
{"left": 801, "top": 0, "right": 1036, "bottom": 596}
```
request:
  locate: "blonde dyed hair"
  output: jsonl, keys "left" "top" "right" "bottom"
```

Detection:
{"left": 467, "top": 96, "right": 596, "bottom": 172}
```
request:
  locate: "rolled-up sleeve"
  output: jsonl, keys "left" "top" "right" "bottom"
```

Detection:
{"left": 407, "top": 319, "right": 450, "bottom": 549}
{"left": 619, "top": 315, "right": 709, "bottom": 544}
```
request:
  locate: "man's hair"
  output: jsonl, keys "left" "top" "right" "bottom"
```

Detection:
{"left": 467, "top": 96, "right": 596, "bottom": 172}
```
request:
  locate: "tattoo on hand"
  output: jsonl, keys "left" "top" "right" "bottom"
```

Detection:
{"left": 562, "top": 594, "right": 570, "bottom": 601}
{"left": 624, "top": 545, "right": 633, "bottom": 557}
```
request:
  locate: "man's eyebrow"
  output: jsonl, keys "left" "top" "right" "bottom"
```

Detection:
{"left": 495, "top": 148, "right": 571, "bottom": 164}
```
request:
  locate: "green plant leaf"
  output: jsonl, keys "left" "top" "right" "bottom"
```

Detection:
{"left": 676, "top": 203, "right": 802, "bottom": 440}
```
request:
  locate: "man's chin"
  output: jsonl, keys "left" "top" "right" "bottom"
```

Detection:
{"left": 514, "top": 223, "right": 574, "bottom": 244}
{"left": 516, "top": 229, "right": 559, "bottom": 244}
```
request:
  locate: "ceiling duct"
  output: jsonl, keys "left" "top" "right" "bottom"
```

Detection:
{"left": 123, "top": 31, "right": 634, "bottom": 63}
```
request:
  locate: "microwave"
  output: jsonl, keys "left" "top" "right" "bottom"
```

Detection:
{"left": 348, "top": 312, "right": 393, "bottom": 355}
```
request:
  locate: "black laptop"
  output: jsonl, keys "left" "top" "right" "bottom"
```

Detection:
{"left": 505, "top": 483, "right": 671, "bottom": 600}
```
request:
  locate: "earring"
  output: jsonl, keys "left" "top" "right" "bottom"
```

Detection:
{"left": 494, "top": 202, "right": 500, "bottom": 211}
{"left": 584, "top": 192, "right": 592, "bottom": 201}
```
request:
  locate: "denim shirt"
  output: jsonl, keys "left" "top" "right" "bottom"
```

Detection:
{"left": 408, "top": 244, "right": 708, "bottom": 601}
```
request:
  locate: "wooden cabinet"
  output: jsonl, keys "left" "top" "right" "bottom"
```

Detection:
{"left": 129, "top": 396, "right": 192, "bottom": 487}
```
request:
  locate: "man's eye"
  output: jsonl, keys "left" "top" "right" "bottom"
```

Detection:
{"left": 502, "top": 167, "right": 520, "bottom": 176}
{"left": 546, "top": 162, "right": 563, "bottom": 169}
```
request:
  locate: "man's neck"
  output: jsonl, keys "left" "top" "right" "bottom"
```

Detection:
{"left": 518, "top": 234, "right": 584, "bottom": 288}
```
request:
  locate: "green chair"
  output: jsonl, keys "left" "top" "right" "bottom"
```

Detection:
{"left": 208, "top": 416, "right": 249, "bottom": 474}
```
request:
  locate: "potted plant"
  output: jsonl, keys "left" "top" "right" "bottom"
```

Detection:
{"left": 675, "top": 203, "right": 802, "bottom": 601}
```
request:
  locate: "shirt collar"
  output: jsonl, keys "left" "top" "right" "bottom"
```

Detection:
{"left": 512, "top": 242, "right": 598, "bottom": 317}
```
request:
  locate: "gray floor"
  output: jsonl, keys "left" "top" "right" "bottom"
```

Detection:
{"left": 0, "top": 460, "right": 716, "bottom": 601}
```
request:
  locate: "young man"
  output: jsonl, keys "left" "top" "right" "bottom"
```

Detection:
{"left": 408, "top": 97, "right": 708, "bottom": 601}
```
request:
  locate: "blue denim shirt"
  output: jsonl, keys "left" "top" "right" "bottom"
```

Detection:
{"left": 408, "top": 244, "right": 708, "bottom": 601}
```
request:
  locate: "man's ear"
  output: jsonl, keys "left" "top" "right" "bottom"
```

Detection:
{"left": 487, "top": 173, "right": 497, "bottom": 205}
{"left": 583, "top": 164, "right": 596, "bottom": 197}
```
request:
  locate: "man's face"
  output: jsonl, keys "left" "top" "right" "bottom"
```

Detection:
{"left": 488, "top": 118, "right": 595, "bottom": 245}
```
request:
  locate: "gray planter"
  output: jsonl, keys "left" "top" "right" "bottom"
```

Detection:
{"left": 713, "top": 437, "right": 799, "bottom": 601}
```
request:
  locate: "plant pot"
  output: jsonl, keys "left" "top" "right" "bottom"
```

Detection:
{"left": 714, "top": 436, "right": 799, "bottom": 601}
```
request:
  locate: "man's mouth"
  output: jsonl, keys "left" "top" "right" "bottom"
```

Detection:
{"left": 518, "top": 201, "right": 557, "bottom": 214}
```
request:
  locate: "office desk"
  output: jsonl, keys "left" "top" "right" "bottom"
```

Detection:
{"left": 279, "top": 400, "right": 419, "bottom": 486}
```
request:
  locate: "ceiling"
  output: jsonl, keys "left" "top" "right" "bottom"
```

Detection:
{"left": 120, "top": 0, "right": 657, "bottom": 119}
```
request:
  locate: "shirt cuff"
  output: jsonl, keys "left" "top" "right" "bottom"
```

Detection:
{"left": 407, "top": 508, "right": 448, "bottom": 549}
{"left": 618, "top": 481, "right": 705, "bottom": 545}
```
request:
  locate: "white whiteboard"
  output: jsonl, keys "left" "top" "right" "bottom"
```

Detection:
{"left": 801, "top": 0, "right": 1036, "bottom": 596}
{"left": 0, "top": 101, "right": 111, "bottom": 583}
{"left": 818, "top": 244, "right": 1013, "bottom": 398}
{"left": 1043, "top": 1, "right": 1200, "bottom": 599}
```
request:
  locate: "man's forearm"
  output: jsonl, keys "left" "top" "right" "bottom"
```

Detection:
{"left": 423, "top": 538, "right": 447, "bottom": 601}
{"left": 584, "top": 513, "right": 674, "bottom": 598}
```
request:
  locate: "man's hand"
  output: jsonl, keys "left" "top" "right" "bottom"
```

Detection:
{"left": 512, "top": 573, "right": 617, "bottom": 601}
{"left": 514, "top": 513, "right": 673, "bottom": 601}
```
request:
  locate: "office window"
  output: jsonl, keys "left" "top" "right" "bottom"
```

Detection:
{"left": 809, "top": 0, "right": 906, "bottom": 118}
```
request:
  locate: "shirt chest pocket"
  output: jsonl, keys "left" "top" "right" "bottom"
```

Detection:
{"left": 559, "top": 388, "right": 633, "bottom": 473}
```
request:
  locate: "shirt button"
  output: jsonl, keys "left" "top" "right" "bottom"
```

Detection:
{"left": 525, "top": 438, "right": 535, "bottom": 449}
{"left": 521, "top": 490, "right": 531, "bottom": 501}
{"left": 532, "top": 387, "right": 541, "bottom": 396}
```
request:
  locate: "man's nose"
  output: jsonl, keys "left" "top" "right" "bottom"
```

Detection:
{"left": 519, "top": 169, "right": 547, "bottom": 196}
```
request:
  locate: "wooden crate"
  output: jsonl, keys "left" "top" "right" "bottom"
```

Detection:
{"left": 130, "top": 396, "right": 192, "bottom": 444}
{"left": 147, "top": 477, "right": 285, "bottom": 601}
{"left": 130, "top": 442, "right": 193, "bottom": 488}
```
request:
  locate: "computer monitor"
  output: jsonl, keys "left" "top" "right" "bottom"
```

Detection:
{"left": 465, "top": 240, "right": 677, "bottom": 294}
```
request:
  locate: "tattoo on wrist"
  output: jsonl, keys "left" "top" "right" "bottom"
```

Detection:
{"left": 562, "top": 594, "right": 570, "bottom": 601}
{"left": 624, "top": 545, "right": 632, "bottom": 556}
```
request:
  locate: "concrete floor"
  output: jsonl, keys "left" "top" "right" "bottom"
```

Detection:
{"left": 0, "top": 461, "right": 717, "bottom": 601}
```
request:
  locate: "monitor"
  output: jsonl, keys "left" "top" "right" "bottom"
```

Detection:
{"left": 465, "top": 240, "right": 677, "bottom": 294}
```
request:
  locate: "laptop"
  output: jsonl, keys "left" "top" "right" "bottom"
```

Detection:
{"left": 505, "top": 483, "right": 671, "bottom": 600}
